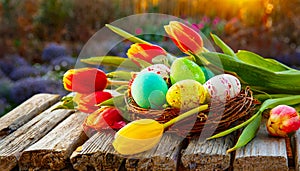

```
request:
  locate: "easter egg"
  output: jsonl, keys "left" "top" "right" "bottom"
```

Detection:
{"left": 204, "top": 74, "right": 241, "bottom": 102}
{"left": 200, "top": 66, "right": 215, "bottom": 80}
{"left": 131, "top": 72, "right": 168, "bottom": 109}
{"left": 170, "top": 58, "right": 205, "bottom": 85}
{"left": 140, "top": 64, "right": 170, "bottom": 80}
{"left": 166, "top": 79, "right": 208, "bottom": 110}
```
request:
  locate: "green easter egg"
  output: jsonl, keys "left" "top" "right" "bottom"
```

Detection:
{"left": 131, "top": 72, "right": 168, "bottom": 109}
{"left": 170, "top": 58, "right": 205, "bottom": 84}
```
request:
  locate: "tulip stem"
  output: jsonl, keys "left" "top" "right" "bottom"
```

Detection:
{"left": 107, "top": 80, "right": 129, "bottom": 86}
{"left": 163, "top": 104, "right": 209, "bottom": 129}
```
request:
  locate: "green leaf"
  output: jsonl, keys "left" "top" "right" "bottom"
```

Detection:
{"left": 210, "top": 33, "right": 236, "bottom": 57}
{"left": 51, "top": 96, "right": 76, "bottom": 112}
{"left": 105, "top": 24, "right": 150, "bottom": 44}
{"left": 80, "top": 56, "right": 140, "bottom": 71}
{"left": 236, "top": 50, "right": 292, "bottom": 72}
{"left": 201, "top": 52, "right": 300, "bottom": 94}
{"left": 106, "top": 71, "right": 132, "bottom": 81}
{"left": 227, "top": 113, "right": 262, "bottom": 153}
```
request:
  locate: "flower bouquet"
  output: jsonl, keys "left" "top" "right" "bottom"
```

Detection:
{"left": 60, "top": 20, "right": 300, "bottom": 155}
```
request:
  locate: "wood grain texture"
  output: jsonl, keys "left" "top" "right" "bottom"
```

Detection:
{"left": 0, "top": 103, "right": 74, "bottom": 171}
{"left": 0, "top": 94, "right": 60, "bottom": 138}
{"left": 70, "top": 131, "right": 124, "bottom": 171}
{"left": 233, "top": 120, "right": 288, "bottom": 171}
{"left": 19, "top": 111, "right": 88, "bottom": 170}
{"left": 294, "top": 129, "right": 300, "bottom": 171}
{"left": 181, "top": 134, "right": 234, "bottom": 171}
{"left": 125, "top": 133, "right": 183, "bottom": 171}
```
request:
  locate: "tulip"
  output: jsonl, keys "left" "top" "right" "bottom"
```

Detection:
{"left": 63, "top": 68, "right": 107, "bottom": 93}
{"left": 113, "top": 104, "right": 208, "bottom": 155}
{"left": 73, "top": 91, "right": 113, "bottom": 113}
{"left": 82, "top": 107, "right": 126, "bottom": 136}
{"left": 127, "top": 43, "right": 167, "bottom": 65}
{"left": 267, "top": 105, "right": 300, "bottom": 137}
{"left": 164, "top": 21, "right": 203, "bottom": 54}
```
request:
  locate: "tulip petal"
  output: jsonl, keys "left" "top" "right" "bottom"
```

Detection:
{"left": 113, "top": 119, "right": 164, "bottom": 155}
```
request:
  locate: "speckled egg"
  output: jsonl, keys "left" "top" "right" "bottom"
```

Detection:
{"left": 139, "top": 64, "right": 170, "bottom": 80}
{"left": 131, "top": 72, "right": 168, "bottom": 109}
{"left": 204, "top": 74, "right": 241, "bottom": 102}
{"left": 170, "top": 58, "right": 206, "bottom": 84}
{"left": 166, "top": 79, "right": 208, "bottom": 110}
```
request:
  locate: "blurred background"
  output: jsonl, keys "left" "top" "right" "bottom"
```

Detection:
{"left": 0, "top": 0, "right": 299, "bottom": 117}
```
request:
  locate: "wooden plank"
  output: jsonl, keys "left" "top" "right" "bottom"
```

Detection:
{"left": 19, "top": 111, "right": 88, "bottom": 170}
{"left": 125, "top": 133, "right": 183, "bottom": 171}
{"left": 0, "top": 93, "right": 60, "bottom": 138}
{"left": 181, "top": 134, "right": 234, "bottom": 171}
{"left": 294, "top": 129, "right": 300, "bottom": 171}
{"left": 0, "top": 104, "right": 74, "bottom": 171}
{"left": 233, "top": 119, "right": 288, "bottom": 171}
{"left": 70, "top": 131, "right": 125, "bottom": 171}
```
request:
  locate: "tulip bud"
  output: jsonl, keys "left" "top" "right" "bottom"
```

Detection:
{"left": 73, "top": 91, "right": 112, "bottom": 113}
{"left": 82, "top": 107, "right": 126, "bottom": 136}
{"left": 267, "top": 105, "right": 300, "bottom": 137}
{"left": 164, "top": 21, "right": 203, "bottom": 54}
{"left": 63, "top": 68, "right": 107, "bottom": 93}
{"left": 113, "top": 119, "right": 164, "bottom": 155}
{"left": 127, "top": 43, "right": 167, "bottom": 66}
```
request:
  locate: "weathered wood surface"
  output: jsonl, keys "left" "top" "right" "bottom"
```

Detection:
{"left": 0, "top": 103, "right": 74, "bottom": 171}
{"left": 125, "top": 133, "right": 183, "bottom": 171}
{"left": 233, "top": 119, "right": 288, "bottom": 171}
{"left": 294, "top": 129, "right": 300, "bottom": 171}
{"left": 181, "top": 134, "right": 234, "bottom": 171}
{"left": 0, "top": 94, "right": 60, "bottom": 139}
{"left": 70, "top": 131, "right": 125, "bottom": 171}
{"left": 19, "top": 111, "right": 88, "bottom": 170}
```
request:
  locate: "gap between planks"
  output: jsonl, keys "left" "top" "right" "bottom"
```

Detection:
{"left": 0, "top": 101, "right": 75, "bottom": 171}
{"left": 233, "top": 118, "right": 289, "bottom": 171}
{"left": 19, "top": 111, "right": 88, "bottom": 170}
{"left": 0, "top": 94, "right": 60, "bottom": 139}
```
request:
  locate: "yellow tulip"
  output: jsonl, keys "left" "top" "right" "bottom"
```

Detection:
{"left": 112, "top": 104, "right": 208, "bottom": 155}
{"left": 112, "top": 119, "right": 163, "bottom": 155}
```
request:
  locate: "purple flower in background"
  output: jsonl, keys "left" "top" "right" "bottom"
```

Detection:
{"left": 0, "top": 55, "right": 29, "bottom": 75}
{"left": 42, "top": 43, "right": 68, "bottom": 62}
{"left": 213, "top": 17, "right": 221, "bottom": 26}
{"left": 50, "top": 56, "right": 76, "bottom": 70}
{"left": 0, "top": 98, "right": 9, "bottom": 117}
{"left": 10, "top": 77, "right": 68, "bottom": 104}
{"left": 9, "top": 66, "right": 41, "bottom": 81}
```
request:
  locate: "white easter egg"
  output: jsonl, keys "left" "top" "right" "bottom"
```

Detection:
{"left": 140, "top": 64, "right": 170, "bottom": 80}
{"left": 204, "top": 74, "right": 241, "bottom": 102}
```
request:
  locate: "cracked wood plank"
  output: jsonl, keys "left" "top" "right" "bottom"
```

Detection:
{"left": 233, "top": 119, "right": 288, "bottom": 171}
{"left": 125, "top": 133, "right": 183, "bottom": 171}
{"left": 0, "top": 103, "right": 74, "bottom": 171}
{"left": 19, "top": 111, "right": 88, "bottom": 170}
{"left": 70, "top": 131, "right": 124, "bottom": 171}
{"left": 181, "top": 134, "right": 234, "bottom": 171}
{"left": 0, "top": 94, "right": 60, "bottom": 139}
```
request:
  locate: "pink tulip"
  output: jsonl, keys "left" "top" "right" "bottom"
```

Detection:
{"left": 267, "top": 105, "right": 300, "bottom": 137}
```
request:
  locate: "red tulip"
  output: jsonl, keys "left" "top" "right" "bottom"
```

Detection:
{"left": 267, "top": 105, "right": 300, "bottom": 137}
{"left": 164, "top": 21, "right": 203, "bottom": 54}
{"left": 82, "top": 107, "right": 126, "bottom": 136}
{"left": 127, "top": 43, "right": 167, "bottom": 65}
{"left": 73, "top": 91, "right": 112, "bottom": 113}
{"left": 63, "top": 68, "right": 107, "bottom": 93}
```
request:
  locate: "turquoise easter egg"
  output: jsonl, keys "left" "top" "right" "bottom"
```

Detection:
{"left": 200, "top": 66, "right": 215, "bottom": 81}
{"left": 131, "top": 72, "right": 168, "bottom": 109}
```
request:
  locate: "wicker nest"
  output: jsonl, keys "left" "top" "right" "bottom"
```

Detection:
{"left": 126, "top": 86, "right": 258, "bottom": 138}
